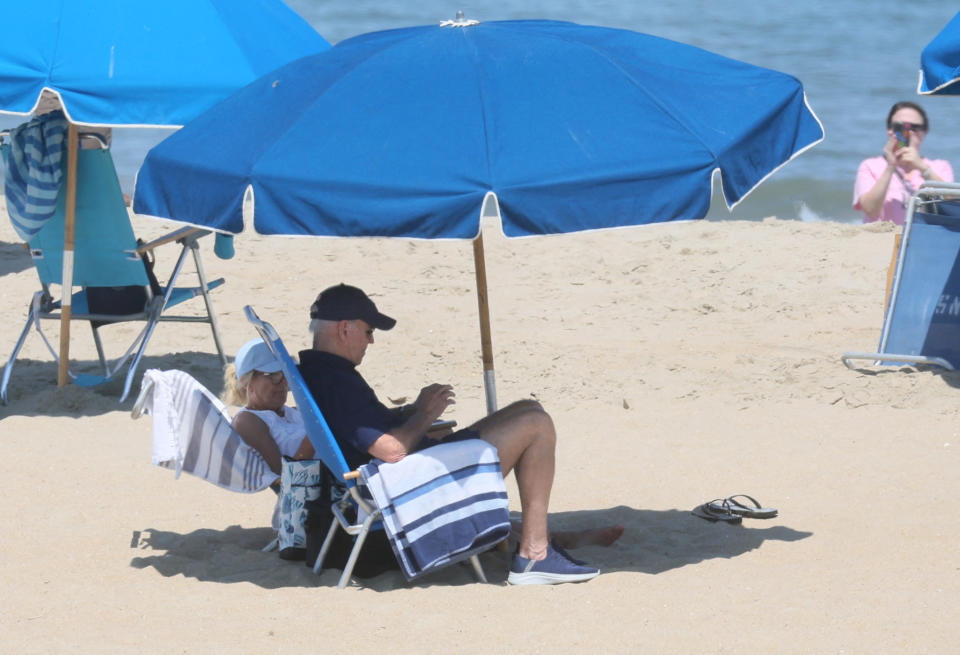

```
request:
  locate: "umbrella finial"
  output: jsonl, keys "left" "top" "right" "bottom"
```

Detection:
{"left": 440, "top": 11, "right": 479, "bottom": 27}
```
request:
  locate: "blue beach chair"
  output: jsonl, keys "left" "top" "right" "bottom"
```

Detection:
{"left": 1, "top": 131, "right": 227, "bottom": 403}
{"left": 843, "top": 182, "right": 960, "bottom": 371}
{"left": 243, "top": 305, "right": 491, "bottom": 588}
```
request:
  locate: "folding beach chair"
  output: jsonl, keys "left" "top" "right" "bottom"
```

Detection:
{"left": 243, "top": 305, "right": 496, "bottom": 588}
{"left": 131, "top": 368, "right": 281, "bottom": 551}
{"left": 1, "top": 131, "right": 227, "bottom": 404}
{"left": 843, "top": 182, "right": 960, "bottom": 371}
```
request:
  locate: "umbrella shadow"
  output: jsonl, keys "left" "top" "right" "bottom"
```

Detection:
{"left": 127, "top": 506, "right": 812, "bottom": 590}
{"left": 0, "top": 239, "right": 32, "bottom": 277}
{"left": 0, "top": 350, "right": 224, "bottom": 419}
{"left": 545, "top": 506, "right": 812, "bottom": 575}
{"left": 129, "top": 524, "right": 475, "bottom": 591}
{"left": 130, "top": 525, "right": 323, "bottom": 590}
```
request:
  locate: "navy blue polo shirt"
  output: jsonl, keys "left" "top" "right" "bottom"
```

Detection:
{"left": 298, "top": 349, "right": 400, "bottom": 469}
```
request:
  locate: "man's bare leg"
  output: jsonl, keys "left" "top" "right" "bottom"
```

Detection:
{"left": 471, "top": 401, "right": 555, "bottom": 561}
{"left": 507, "top": 522, "right": 624, "bottom": 550}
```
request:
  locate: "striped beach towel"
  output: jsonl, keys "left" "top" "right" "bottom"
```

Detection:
{"left": 138, "top": 369, "right": 278, "bottom": 492}
{"left": 359, "top": 439, "right": 511, "bottom": 581}
{"left": 3, "top": 111, "right": 68, "bottom": 241}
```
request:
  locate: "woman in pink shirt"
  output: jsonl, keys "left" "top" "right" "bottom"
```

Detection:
{"left": 853, "top": 101, "right": 954, "bottom": 224}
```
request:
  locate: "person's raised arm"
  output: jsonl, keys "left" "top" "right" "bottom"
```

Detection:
{"left": 896, "top": 138, "right": 945, "bottom": 183}
{"left": 368, "top": 383, "right": 455, "bottom": 462}
{"left": 233, "top": 411, "right": 283, "bottom": 474}
{"left": 857, "top": 137, "right": 899, "bottom": 219}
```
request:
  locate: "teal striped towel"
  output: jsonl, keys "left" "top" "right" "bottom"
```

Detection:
{"left": 4, "top": 111, "right": 68, "bottom": 241}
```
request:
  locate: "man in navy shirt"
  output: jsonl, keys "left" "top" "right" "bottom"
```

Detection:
{"left": 299, "top": 283, "right": 604, "bottom": 585}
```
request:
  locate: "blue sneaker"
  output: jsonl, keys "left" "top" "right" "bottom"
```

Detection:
{"left": 550, "top": 539, "right": 588, "bottom": 566}
{"left": 507, "top": 545, "right": 599, "bottom": 585}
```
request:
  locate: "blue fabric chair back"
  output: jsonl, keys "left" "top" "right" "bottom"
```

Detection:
{"left": 244, "top": 306, "right": 353, "bottom": 484}
{"left": 883, "top": 199, "right": 960, "bottom": 367}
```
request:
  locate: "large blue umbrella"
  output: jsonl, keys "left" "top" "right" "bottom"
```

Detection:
{"left": 0, "top": 0, "right": 329, "bottom": 127}
{"left": 135, "top": 16, "right": 823, "bottom": 411}
{"left": 0, "top": 0, "right": 329, "bottom": 387}
{"left": 919, "top": 11, "right": 960, "bottom": 95}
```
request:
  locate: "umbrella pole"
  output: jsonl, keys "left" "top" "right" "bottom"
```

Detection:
{"left": 472, "top": 233, "right": 497, "bottom": 414}
{"left": 57, "top": 123, "right": 79, "bottom": 387}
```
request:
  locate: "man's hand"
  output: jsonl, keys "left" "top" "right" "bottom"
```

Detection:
{"left": 369, "top": 384, "right": 456, "bottom": 462}
{"left": 414, "top": 383, "right": 456, "bottom": 424}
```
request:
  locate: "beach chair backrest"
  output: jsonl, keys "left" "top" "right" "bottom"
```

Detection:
{"left": 1, "top": 143, "right": 148, "bottom": 288}
{"left": 244, "top": 305, "right": 354, "bottom": 485}
{"left": 133, "top": 368, "right": 278, "bottom": 492}
{"left": 881, "top": 188, "right": 960, "bottom": 367}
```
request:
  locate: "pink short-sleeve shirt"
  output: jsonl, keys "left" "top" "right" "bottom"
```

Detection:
{"left": 853, "top": 156, "right": 954, "bottom": 225}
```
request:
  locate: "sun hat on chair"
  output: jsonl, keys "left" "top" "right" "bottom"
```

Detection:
{"left": 235, "top": 338, "right": 283, "bottom": 379}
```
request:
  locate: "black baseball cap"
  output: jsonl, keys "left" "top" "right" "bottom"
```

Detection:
{"left": 309, "top": 283, "right": 396, "bottom": 331}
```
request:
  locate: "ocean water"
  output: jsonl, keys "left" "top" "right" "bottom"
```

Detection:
{"left": 2, "top": 0, "right": 958, "bottom": 223}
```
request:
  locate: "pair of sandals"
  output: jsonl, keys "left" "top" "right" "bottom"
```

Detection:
{"left": 692, "top": 494, "right": 778, "bottom": 524}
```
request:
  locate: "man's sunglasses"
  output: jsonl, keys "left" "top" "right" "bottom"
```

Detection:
{"left": 891, "top": 121, "right": 927, "bottom": 133}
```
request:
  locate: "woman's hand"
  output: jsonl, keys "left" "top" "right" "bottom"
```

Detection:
{"left": 895, "top": 144, "right": 925, "bottom": 173}
{"left": 882, "top": 134, "right": 899, "bottom": 167}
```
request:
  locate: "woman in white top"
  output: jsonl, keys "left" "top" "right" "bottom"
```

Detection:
{"left": 222, "top": 338, "right": 314, "bottom": 473}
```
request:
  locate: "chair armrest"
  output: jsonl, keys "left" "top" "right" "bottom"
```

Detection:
{"left": 136, "top": 226, "right": 209, "bottom": 254}
{"left": 78, "top": 133, "right": 109, "bottom": 149}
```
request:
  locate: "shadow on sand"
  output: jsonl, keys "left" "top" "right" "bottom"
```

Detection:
{"left": 0, "top": 351, "right": 225, "bottom": 419}
{"left": 129, "top": 506, "right": 812, "bottom": 590}
{"left": 0, "top": 239, "right": 32, "bottom": 277}
{"left": 845, "top": 362, "right": 960, "bottom": 391}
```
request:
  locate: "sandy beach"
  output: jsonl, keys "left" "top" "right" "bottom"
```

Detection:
{"left": 2, "top": 206, "right": 958, "bottom": 653}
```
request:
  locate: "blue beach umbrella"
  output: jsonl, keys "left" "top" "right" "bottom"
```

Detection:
{"left": 919, "top": 11, "right": 960, "bottom": 95}
{"left": 135, "top": 16, "right": 823, "bottom": 411}
{"left": 0, "top": 0, "right": 330, "bottom": 387}
{"left": 0, "top": 0, "right": 329, "bottom": 127}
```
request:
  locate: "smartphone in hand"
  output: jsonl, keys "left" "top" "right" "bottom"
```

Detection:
{"left": 894, "top": 130, "right": 909, "bottom": 149}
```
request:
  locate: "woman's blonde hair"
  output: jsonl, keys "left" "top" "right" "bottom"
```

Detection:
{"left": 221, "top": 362, "right": 254, "bottom": 407}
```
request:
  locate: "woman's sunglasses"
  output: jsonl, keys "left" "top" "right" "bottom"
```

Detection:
{"left": 254, "top": 370, "right": 285, "bottom": 384}
{"left": 891, "top": 121, "right": 927, "bottom": 133}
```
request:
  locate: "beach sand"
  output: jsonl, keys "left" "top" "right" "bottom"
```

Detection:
{"left": 1, "top": 206, "right": 958, "bottom": 653}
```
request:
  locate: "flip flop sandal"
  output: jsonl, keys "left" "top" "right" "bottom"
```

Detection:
{"left": 692, "top": 500, "right": 742, "bottom": 524}
{"left": 724, "top": 494, "right": 778, "bottom": 519}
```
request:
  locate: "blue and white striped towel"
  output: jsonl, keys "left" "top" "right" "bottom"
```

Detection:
{"left": 4, "top": 111, "right": 68, "bottom": 241}
{"left": 139, "top": 369, "right": 278, "bottom": 492}
{"left": 359, "top": 439, "right": 511, "bottom": 581}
